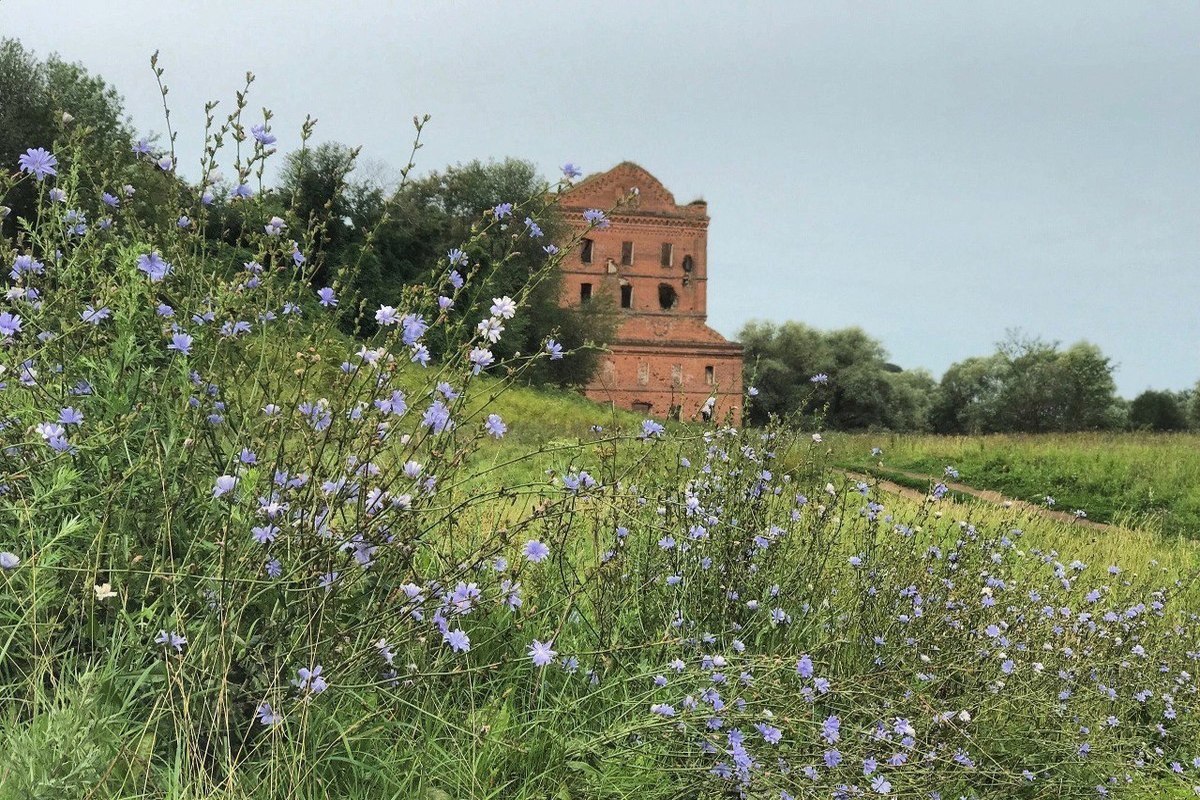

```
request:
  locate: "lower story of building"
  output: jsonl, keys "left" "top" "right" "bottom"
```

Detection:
{"left": 582, "top": 341, "right": 744, "bottom": 425}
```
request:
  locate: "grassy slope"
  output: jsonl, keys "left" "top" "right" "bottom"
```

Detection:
{"left": 470, "top": 388, "right": 1200, "bottom": 573}
{"left": 827, "top": 431, "right": 1200, "bottom": 537}
{"left": 6, "top": 373, "right": 1200, "bottom": 799}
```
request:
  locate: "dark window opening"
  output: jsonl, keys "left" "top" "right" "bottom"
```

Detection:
{"left": 705, "top": 365, "right": 715, "bottom": 384}
{"left": 661, "top": 242, "right": 673, "bottom": 267}
{"left": 621, "top": 241, "right": 634, "bottom": 266}
{"left": 658, "top": 283, "right": 678, "bottom": 310}
{"left": 620, "top": 283, "right": 632, "bottom": 308}
{"left": 632, "top": 401, "right": 652, "bottom": 413}
{"left": 580, "top": 283, "right": 592, "bottom": 303}
{"left": 580, "top": 238, "right": 594, "bottom": 264}
{"left": 682, "top": 255, "right": 694, "bottom": 273}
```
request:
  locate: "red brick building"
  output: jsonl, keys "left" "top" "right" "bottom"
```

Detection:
{"left": 558, "top": 163, "right": 743, "bottom": 424}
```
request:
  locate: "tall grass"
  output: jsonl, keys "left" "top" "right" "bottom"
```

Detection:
{"left": 830, "top": 432, "right": 1200, "bottom": 536}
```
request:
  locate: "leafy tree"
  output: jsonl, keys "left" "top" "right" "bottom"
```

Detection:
{"left": 883, "top": 369, "right": 937, "bottom": 431}
{"left": 277, "top": 142, "right": 366, "bottom": 285}
{"left": 1056, "top": 342, "right": 1124, "bottom": 430}
{"left": 1, "top": 38, "right": 180, "bottom": 234}
{"left": 928, "top": 355, "right": 1005, "bottom": 434}
{"left": 931, "top": 334, "right": 1119, "bottom": 433}
{"left": 277, "top": 151, "right": 615, "bottom": 388}
{"left": 42, "top": 57, "right": 132, "bottom": 159}
{"left": 1190, "top": 381, "right": 1200, "bottom": 430}
{"left": 740, "top": 320, "right": 933, "bottom": 429}
{"left": 1129, "top": 390, "right": 1188, "bottom": 431}
{"left": 0, "top": 39, "right": 56, "bottom": 228}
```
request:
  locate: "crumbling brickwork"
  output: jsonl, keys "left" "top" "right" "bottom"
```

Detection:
{"left": 559, "top": 163, "right": 744, "bottom": 424}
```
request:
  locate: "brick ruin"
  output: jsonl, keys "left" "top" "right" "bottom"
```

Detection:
{"left": 558, "top": 162, "right": 744, "bottom": 424}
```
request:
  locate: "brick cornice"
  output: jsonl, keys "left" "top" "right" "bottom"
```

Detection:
{"left": 608, "top": 340, "right": 745, "bottom": 356}
{"left": 563, "top": 213, "right": 710, "bottom": 231}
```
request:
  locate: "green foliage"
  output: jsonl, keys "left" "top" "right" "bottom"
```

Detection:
{"left": 0, "top": 670, "right": 146, "bottom": 799}
{"left": 0, "top": 39, "right": 57, "bottom": 229}
{"left": 1129, "top": 389, "right": 1190, "bottom": 432}
{"left": 740, "top": 320, "right": 935, "bottom": 430}
{"left": 0, "top": 39, "right": 183, "bottom": 236}
{"left": 278, "top": 151, "right": 616, "bottom": 388}
{"left": 931, "top": 333, "right": 1121, "bottom": 434}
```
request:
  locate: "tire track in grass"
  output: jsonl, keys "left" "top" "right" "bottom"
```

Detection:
{"left": 838, "top": 467, "right": 1115, "bottom": 532}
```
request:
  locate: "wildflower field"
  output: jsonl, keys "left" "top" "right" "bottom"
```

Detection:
{"left": 829, "top": 432, "right": 1200, "bottom": 537}
{"left": 1, "top": 89, "right": 1199, "bottom": 800}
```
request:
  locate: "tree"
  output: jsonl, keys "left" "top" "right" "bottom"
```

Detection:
{"left": 883, "top": 369, "right": 937, "bottom": 431}
{"left": 1, "top": 39, "right": 58, "bottom": 231}
{"left": 928, "top": 355, "right": 1005, "bottom": 434}
{"left": 740, "top": 320, "right": 934, "bottom": 429}
{"left": 277, "top": 151, "right": 615, "bottom": 388}
{"left": 931, "top": 334, "right": 1119, "bottom": 433}
{"left": 1129, "top": 390, "right": 1188, "bottom": 431}
{"left": 1056, "top": 342, "right": 1123, "bottom": 430}
{"left": 1, "top": 38, "right": 178, "bottom": 234}
{"left": 1190, "top": 381, "right": 1200, "bottom": 430}
{"left": 278, "top": 142, "right": 365, "bottom": 282}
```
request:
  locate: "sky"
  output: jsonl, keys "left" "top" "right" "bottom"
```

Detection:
{"left": 6, "top": 1, "right": 1198, "bottom": 396}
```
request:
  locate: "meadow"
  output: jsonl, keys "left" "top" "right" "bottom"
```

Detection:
{"left": 1, "top": 101, "right": 1199, "bottom": 800}
{"left": 829, "top": 432, "right": 1200, "bottom": 537}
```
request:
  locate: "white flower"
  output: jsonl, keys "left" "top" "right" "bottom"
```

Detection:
{"left": 489, "top": 296, "right": 517, "bottom": 320}
{"left": 476, "top": 317, "right": 504, "bottom": 344}
{"left": 94, "top": 583, "right": 117, "bottom": 601}
{"left": 35, "top": 422, "right": 65, "bottom": 440}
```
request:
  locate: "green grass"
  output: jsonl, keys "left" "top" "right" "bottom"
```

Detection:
{"left": 828, "top": 431, "right": 1200, "bottom": 536}
{"left": 463, "top": 394, "right": 1200, "bottom": 576}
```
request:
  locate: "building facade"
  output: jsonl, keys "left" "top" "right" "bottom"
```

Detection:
{"left": 558, "top": 163, "right": 743, "bottom": 424}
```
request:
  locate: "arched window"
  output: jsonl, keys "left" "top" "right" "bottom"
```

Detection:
{"left": 658, "top": 283, "right": 678, "bottom": 310}
{"left": 682, "top": 255, "right": 694, "bottom": 273}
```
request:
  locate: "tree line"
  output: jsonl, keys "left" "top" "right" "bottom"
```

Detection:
{"left": 741, "top": 321, "right": 1200, "bottom": 433}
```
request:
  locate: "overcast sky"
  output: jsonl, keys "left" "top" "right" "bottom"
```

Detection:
{"left": 7, "top": 1, "right": 1198, "bottom": 395}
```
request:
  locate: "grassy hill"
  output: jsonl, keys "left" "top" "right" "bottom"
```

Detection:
{"left": 828, "top": 431, "right": 1200, "bottom": 536}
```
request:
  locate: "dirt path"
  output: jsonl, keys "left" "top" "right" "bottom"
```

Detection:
{"left": 839, "top": 468, "right": 1115, "bottom": 532}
